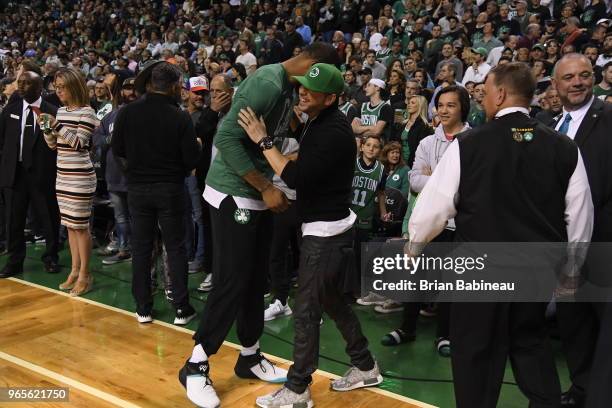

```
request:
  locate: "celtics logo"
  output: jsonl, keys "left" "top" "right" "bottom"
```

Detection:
{"left": 234, "top": 209, "right": 251, "bottom": 224}
{"left": 392, "top": 174, "right": 400, "bottom": 181}
{"left": 523, "top": 132, "right": 533, "bottom": 142}
{"left": 309, "top": 67, "right": 320, "bottom": 77}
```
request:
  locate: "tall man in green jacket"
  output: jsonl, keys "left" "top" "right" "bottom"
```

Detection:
{"left": 179, "top": 43, "right": 340, "bottom": 408}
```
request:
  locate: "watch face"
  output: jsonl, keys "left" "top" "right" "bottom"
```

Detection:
{"left": 261, "top": 137, "right": 274, "bottom": 150}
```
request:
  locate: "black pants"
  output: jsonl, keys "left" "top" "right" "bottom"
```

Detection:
{"left": 556, "top": 301, "right": 603, "bottom": 397}
{"left": 268, "top": 201, "right": 300, "bottom": 304}
{"left": 400, "top": 228, "right": 455, "bottom": 337}
{"left": 0, "top": 188, "right": 6, "bottom": 249}
{"left": 450, "top": 302, "right": 561, "bottom": 408}
{"left": 4, "top": 164, "right": 60, "bottom": 267}
{"left": 128, "top": 183, "right": 190, "bottom": 315}
{"left": 201, "top": 201, "right": 212, "bottom": 274}
{"left": 194, "top": 196, "right": 271, "bottom": 356}
{"left": 286, "top": 228, "right": 374, "bottom": 394}
{"left": 586, "top": 302, "right": 612, "bottom": 408}
{"left": 400, "top": 302, "right": 450, "bottom": 338}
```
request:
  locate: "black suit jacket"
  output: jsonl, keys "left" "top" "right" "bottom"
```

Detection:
{"left": 553, "top": 99, "right": 612, "bottom": 242}
{"left": 0, "top": 98, "right": 59, "bottom": 191}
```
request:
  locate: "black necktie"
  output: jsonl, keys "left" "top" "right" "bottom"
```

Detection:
{"left": 22, "top": 107, "right": 34, "bottom": 169}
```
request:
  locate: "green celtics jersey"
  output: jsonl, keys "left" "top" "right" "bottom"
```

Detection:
{"left": 360, "top": 101, "right": 389, "bottom": 125}
{"left": 339, "top": 101, "right": 352, "bottom": 116}
{"left": 467, "top": 101, "right": 486, "bottom": 128}
{"left": 360, "top": 100, "right": 391, "bottom": 140}
{"left": 206, "top": 64, "right": 296, "bottom": 199}
{"left": 351, "top": 158, "right": 384, "bottom": 230}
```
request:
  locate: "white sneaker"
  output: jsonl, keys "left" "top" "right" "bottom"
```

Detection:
{"left": 264, "top": 299, "right": 293, "bottom": 321}
{"left": 374, "top": 300, "right": 404, "bottom": 314}
{"left": 136, "top": 312, "right": 152, "bottom": 323}
{"left": 331, "top": 360, "right": 383, "bottom": 391}
{"left": 174, "top": 306, "right": 197, "bottom": 325}
{"left": 356, "top": 292, "right": 387, "bottom": 306}
{"left": 197, "top": 273, "right": 213, "bottom": 292}
{"left": 256, "top": 386, "right": 313, "bottom": 408}
{"left": 179, "top": 360, "right": 220, "bottom": 408}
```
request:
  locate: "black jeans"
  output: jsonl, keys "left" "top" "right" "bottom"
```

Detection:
{"left": 128, "top": 183, "right": 190, "bottom": 314}
{"left": 194, "top": 196, "right": 271, "bottom": 356}
{"left": 4, "top": 164, "right": 60, "bottom": 267}
{"left": 268, "top": 200, "right": 300, "bottom": 304}
{"left": 286, "top": 228, "right": 375, "bottom": 394}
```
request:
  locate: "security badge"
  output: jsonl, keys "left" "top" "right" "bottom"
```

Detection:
{"left": 511, "top": 128, "right": 534, "bottom": 143}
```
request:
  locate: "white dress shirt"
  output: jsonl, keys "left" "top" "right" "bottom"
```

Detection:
{"left": 20, "top": 97, "right": 42, "bottom": 162}
{"left": 408, "top": 107, "right": 594, "bottom": 252}
{"left": 461, "top": 62, "right": 491, "bottom": 86}
{"left": 555, "top": 96, "right": 595, "bottom": 140}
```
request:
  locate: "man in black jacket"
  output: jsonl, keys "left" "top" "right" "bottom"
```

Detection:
{"left": 111, "top": 62, "right": 201, "bottom": 325}
{"left": 551, "top": 53, "right": 612, "bottom": 408}
{"left": 0, "top": 71, "right": 60, "bottom": 277}
{"left": 238, "top": 63, "right": 381, "bottom": 408}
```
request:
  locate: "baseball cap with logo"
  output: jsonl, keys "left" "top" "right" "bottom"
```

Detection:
{"left": 189, "top": 76, "right": 209, "bottom": 92}
{"left": 471, "top": 47, "right": 488, "bottom": 57}
{"left": 292, "top": 63, "right": 344, "bottom": 95}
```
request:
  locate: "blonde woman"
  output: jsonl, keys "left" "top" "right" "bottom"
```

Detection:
{"left": 39, "top": 67, "right": 99, "bottom": 296}
{"left": 399, "top": 95, "right": 432, "bottom": 168}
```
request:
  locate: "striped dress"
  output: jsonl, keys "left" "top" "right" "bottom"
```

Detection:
{"left": 44, "top": 106, "right": 99, "bottom": 229}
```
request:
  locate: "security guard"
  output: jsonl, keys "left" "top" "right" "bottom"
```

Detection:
{"left": 407, "top": 62, "right": 594, "bottom": 408}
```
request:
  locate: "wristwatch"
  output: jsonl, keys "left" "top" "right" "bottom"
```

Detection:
{"left": 258, "top": 136, "right": 274, "bottom": 151}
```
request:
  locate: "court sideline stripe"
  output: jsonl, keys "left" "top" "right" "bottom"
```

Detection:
{"left": 5, "top": 277, "right": 438, "bottom": 408}
{"left": 0, "top": 350, "right": 141, "bottom": 408}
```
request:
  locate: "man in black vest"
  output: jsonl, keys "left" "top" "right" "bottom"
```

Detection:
{"left": 551, "top": 53, "right": 612, "bottom": 408}
{"left": 407, "top": 62, "right": 594, "bottom": 408}
{"left": 0, "top": 71, "right": 60, "bottom": 278}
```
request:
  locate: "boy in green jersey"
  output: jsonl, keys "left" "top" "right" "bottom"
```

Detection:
{"left": 179, "top": 43, "right": 340, "bottom": 408}
{"left": 351, "top": 78, "right": 393, "bottom": 142}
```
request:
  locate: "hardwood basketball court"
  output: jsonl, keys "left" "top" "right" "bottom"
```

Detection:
{"left": 0, "top": 278, "right": 434, "bottom": 407}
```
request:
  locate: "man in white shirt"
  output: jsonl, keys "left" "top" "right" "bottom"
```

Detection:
{"left": 487, "top": 35, "right": 519, "bottom": 67}
{"left": 235, "top": 39, "right": 258, "bottom": 76}
{"left": 408, "top": 62, "right": 593, "bottom": 408}
{"left": 461, "top": 47, "right": 491, "bottom": 86}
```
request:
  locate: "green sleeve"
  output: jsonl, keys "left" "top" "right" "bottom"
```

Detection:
{"left": 402, "top": 192, "right": 418, "bottom": 237}
{"left": 213, "top": 78, "right": 279, "bottom": 177}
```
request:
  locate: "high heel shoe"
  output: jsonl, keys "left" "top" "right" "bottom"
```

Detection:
{"left": 70, "top": 275, "right": 94, "bottom": 297}
{"left": 59, "top": 272, "right": 80, "bottom": 291}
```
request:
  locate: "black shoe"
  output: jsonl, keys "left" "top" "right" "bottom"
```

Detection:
{"left": 0, "top": 264, "right": 23, "bottom": 278}
{"left": 561, "top": 389, "right": 585, "bottom": 407}
{"left": 234, "top": 349, "right": 288, "bottom": 383}
{"left": 174, "top": 304, "right": 197, "bottom": 325}
{"left": 44, "top": 260, "right": 61, "bottom": 274}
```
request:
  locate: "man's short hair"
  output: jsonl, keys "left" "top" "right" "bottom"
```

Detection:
{"left": 488, "top": 62, "right": 536, "bottom": 102}
{"left": 434, "top": 85, "right": 471, "bottom": 123}
{"left": 301, "top": 42, "right": 341, "bottom": 67}
{"left": 150, "top": 62, "right": 182, "bottom": 93}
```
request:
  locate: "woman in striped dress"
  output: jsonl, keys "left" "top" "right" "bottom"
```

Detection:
{"left": 39, "top": 67, "right": 99, "bottom": 296}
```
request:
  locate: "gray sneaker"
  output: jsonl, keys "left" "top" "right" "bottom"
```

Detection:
{"left": 256, "top": 386, "right": 313, "bottom": 408}
{"left": 356, "top": 292, "right": 387, "bottom": 306}
{"left": 330, "top": 361, "right": 383, "bottom": 391}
